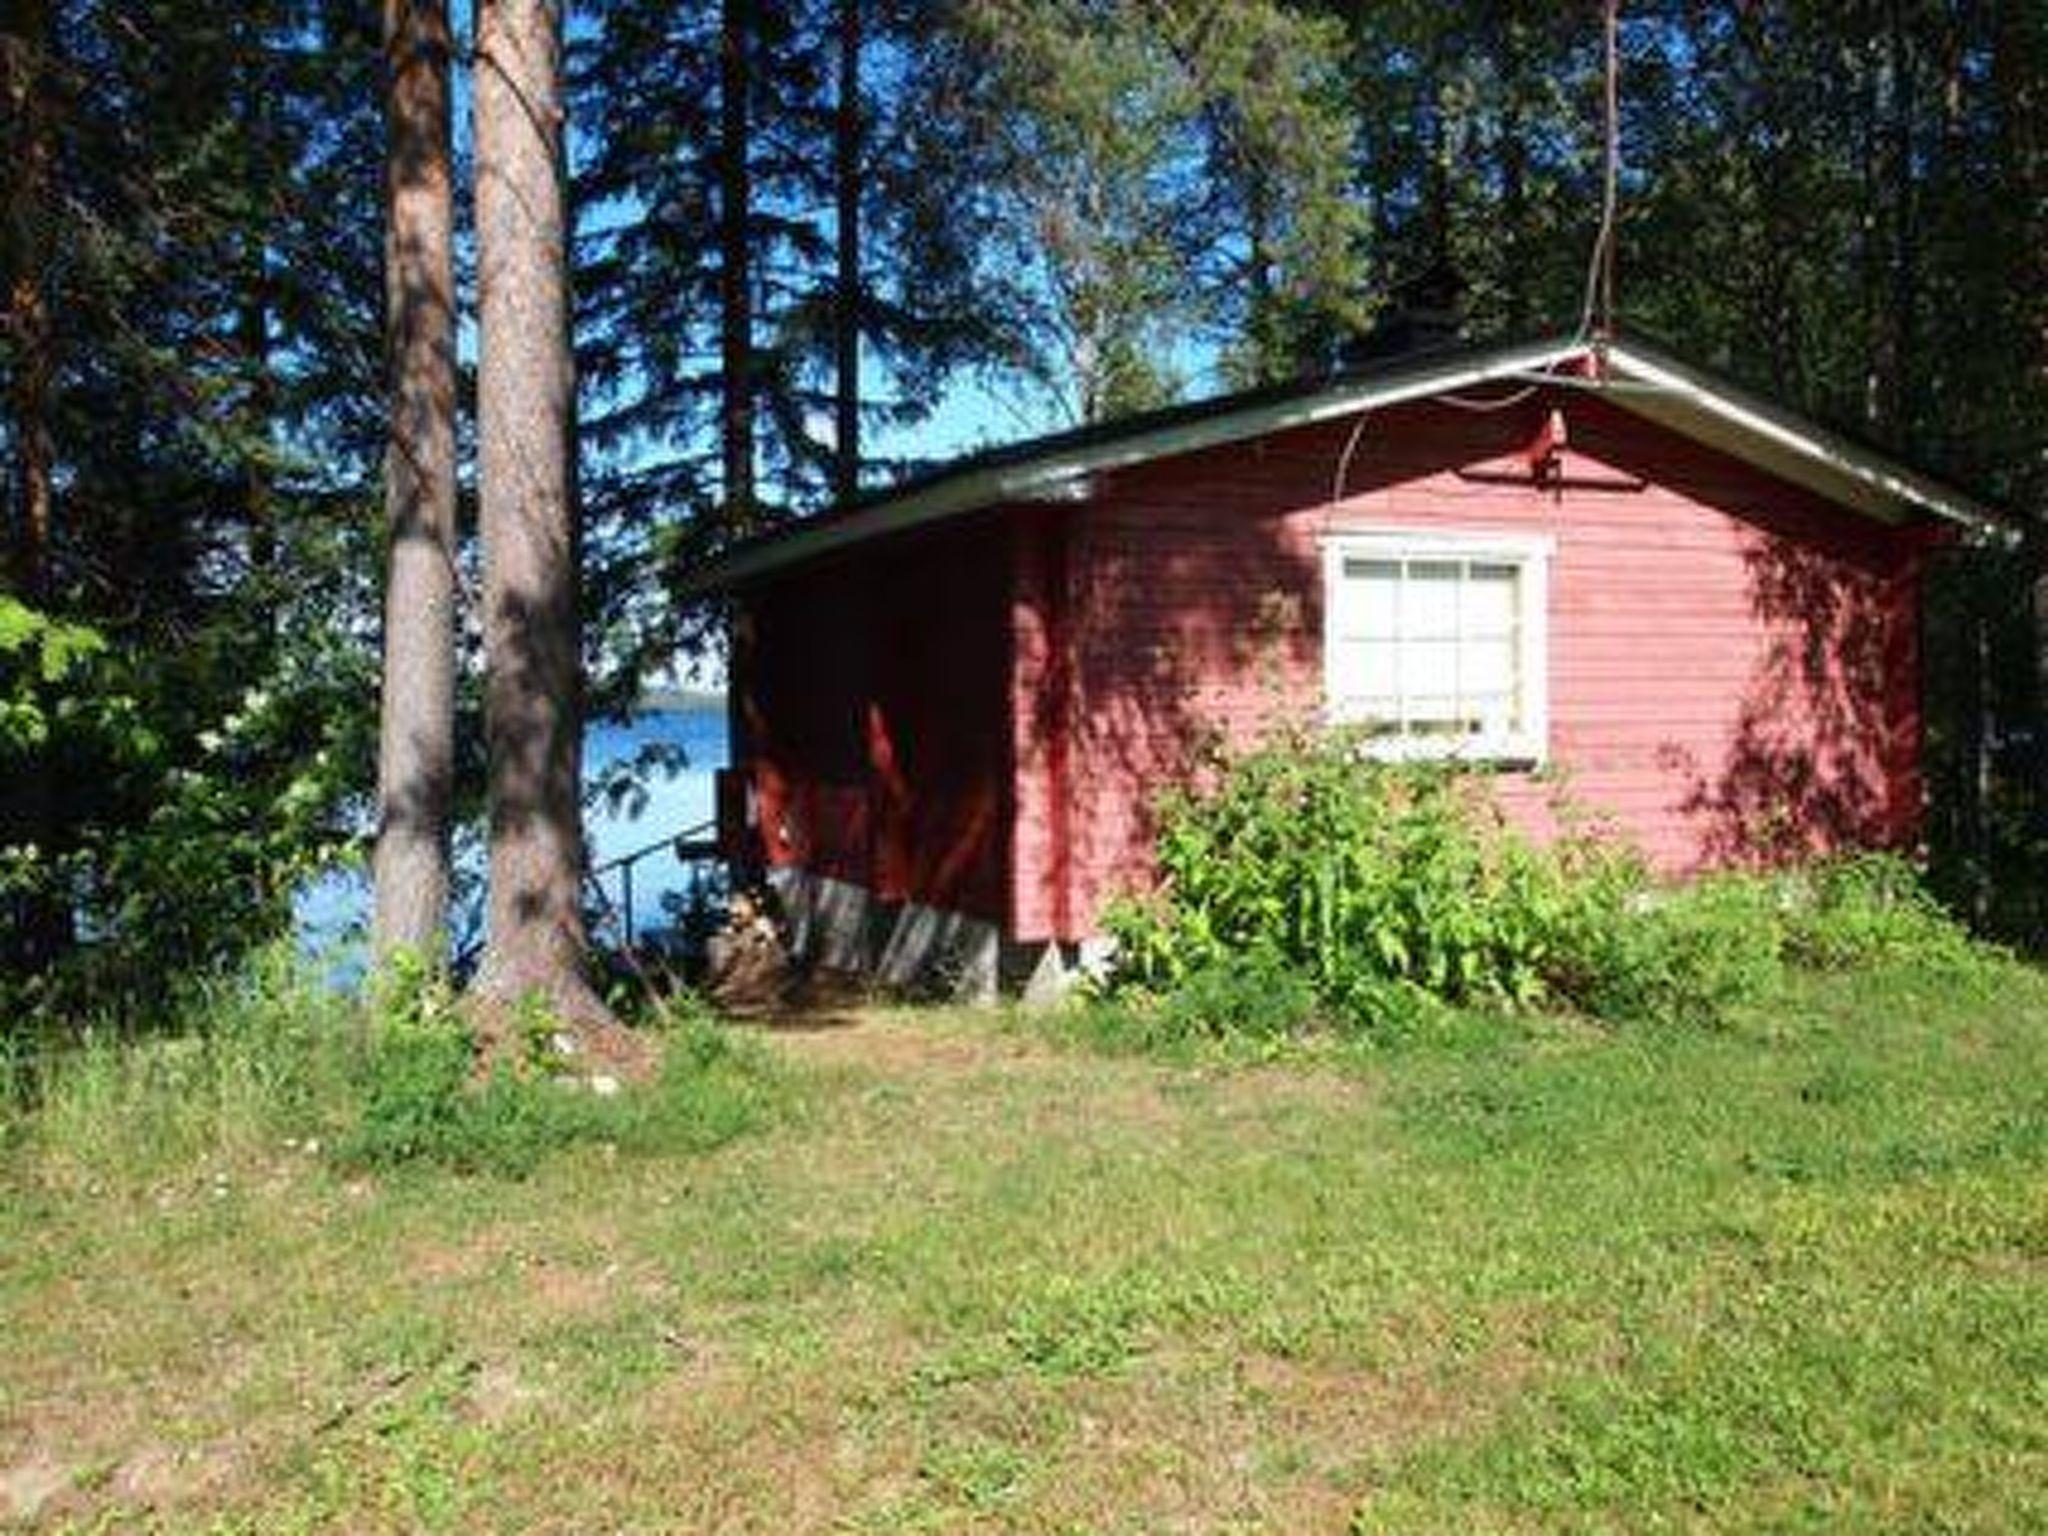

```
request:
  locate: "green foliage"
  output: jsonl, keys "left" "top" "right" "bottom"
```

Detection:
{"left": 953, "top": 0, "right": 1361, "bottom": 420}
{"left": 1101, "top": 730, "right": 1992, "bottom": 1042}
{"left": 336, "top": 982, "right": 779, "bottom": 1180}
{"left": 1102, "top": 729, "right": 1636, "bottom": 1024}
{"left": 1, "top": 610, "right": 370, "bottom": 1024}
{"left": 1048, "top": 949, "right": 1322, "bottom": 1060}
{"left": 4, "top": 949, "right": 777, "bottom": 1187}
{"left": 335, "top": 971, "right": 781, "bottom": 1179}
{"left": 0, "top": 598, "right": 114, "bottom": 751}
{"left": 1559, "top": 876, "right": 1786, "bottom": 1029}
{"left": 1157, "top": 950, "right": 1319, "bottom": 1042}
{"left": 0, "top": 0, "right": 383, "bottom": 1026}
{"left": 1779, "top": 852, "right": 1993, "bottom": 975}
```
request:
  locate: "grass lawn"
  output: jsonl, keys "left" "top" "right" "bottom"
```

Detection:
{"left": 3, "top": 963, "right": 2047, "bottom": 1531}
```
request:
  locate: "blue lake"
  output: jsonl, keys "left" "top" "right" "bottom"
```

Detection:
{"left": 298, "top": 705, "right": 730, "bottom": 963}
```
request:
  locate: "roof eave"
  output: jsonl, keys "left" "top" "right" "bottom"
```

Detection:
{"left": 1600, "top": 341, "right": 1996, "bottom": 531}
{"left": 677, "top": 333, "right": 2003, "bottom": 599}
{"left": 676, "top": 337, "right": 1589, "bottom": 597}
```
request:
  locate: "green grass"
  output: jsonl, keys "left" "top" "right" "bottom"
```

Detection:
{"left": 4, "top": 961, "right": 2047, "bottom": 1530}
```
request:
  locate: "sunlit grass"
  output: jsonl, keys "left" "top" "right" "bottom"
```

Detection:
{"left": 3, "top": 960, "right": 2046, "bottom": 1530}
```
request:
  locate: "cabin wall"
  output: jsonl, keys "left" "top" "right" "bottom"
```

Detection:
{"left": 734, "top": 514, "right": 1011, "bottom": 943}
{"left": 1008, "top": 391, "right": 1926, "bottom": 943}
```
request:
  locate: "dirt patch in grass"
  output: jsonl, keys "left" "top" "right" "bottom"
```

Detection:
{"left": 764, "top": 1008, "right": 1027, "bottom": 1076}
{"left": 407, "top": 1230, "right": 513, "bottom": 1286}
{"left": 0, "top": 1453, "right": 75, "bottom": 1525}
{"left": 106, "top": 1438, "right": 248, "bottom": 1514}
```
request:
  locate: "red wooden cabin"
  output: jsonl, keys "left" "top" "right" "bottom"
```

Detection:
{"left": 684, "top": 334, "right": 1991, "bottom": 997}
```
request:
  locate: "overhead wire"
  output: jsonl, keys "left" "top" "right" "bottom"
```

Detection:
{"left": 1438, "top": 384, "right": 1544, "bottom": 413}
{"left": 1329, "top": 407, "right": 1374, "bottom": 510}
{"left": 1331, "top": 0, "right": 1624, "bottom": 519}
{"left": 1574, "top": 0, "right": 1622, "bottom": 350}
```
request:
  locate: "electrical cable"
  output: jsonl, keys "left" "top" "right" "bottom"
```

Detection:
{"left": 1574, "top": 0, "right": 1622, "bottom": 349}
{"left": 1329, "top": 408, "right": 1373, "bottom": 512}
{"left": 1438, "top": 384, "right": 1544, "bottom": 413}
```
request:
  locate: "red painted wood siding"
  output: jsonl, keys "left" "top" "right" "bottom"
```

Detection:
{"left": 1007, "top": 391, "right": 1926, "bottom": 942}
{"left": 736, "top": 515, "right": 1011, "bottom": 922}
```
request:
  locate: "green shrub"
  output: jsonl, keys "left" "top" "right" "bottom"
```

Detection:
{"left": 1780, "top": 853, "right": 1988, "bottom": 974}
{"left": 7, "top": 948, "right": 777, "bottom": 1186}
{"left": 1105, "top": 735, "right": 1594, "bottom": 1014}
{"left": 1562, "top": 877, "right": 1785, "bottom": 1027}
{"left": 1100, "top": 729, "right": 1990, "bottom": 1043}
{"left": 1156, "top": 951, "right": 1320, "bottom": 1042}
{"left": 334, "top": 983, "right": 779, "bottom": 1178}
{"left": 1103, "top": 729, "right": 1657, "bottom": 1028}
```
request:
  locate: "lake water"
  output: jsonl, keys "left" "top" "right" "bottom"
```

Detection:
{"left": 298, "top": 705, "right": 730, "bottom": 964}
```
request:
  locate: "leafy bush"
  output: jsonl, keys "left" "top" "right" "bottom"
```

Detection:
{"left": 6, "top": 948, "right": 777, "bottom": 1186}
{"left": 1780, "top": 853, "right": 1989, "bottom": 974}
{"left": 336, "top": 974, "right": 778, "bottom": 1178}
{"left": 1560, "top": 876, "right": 1785, "bottom": 1027}
{"left": 1103, "top": 729, "right": 1657, "bottom": 1027}
{"left": 2, "top": 591, "right": 368, "bottom": 1030}
{"left": 1157, "top": 951, "right": 1320, "bottom": 1042}
{"left": 1098, "top": 729, "right": 1991, "bottom": 1041}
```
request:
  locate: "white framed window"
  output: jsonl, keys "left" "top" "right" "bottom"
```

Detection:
{"left": 1322, "top": 530, "right": 1552, "bottom": 764}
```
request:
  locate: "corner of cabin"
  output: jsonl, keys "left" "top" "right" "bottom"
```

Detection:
{"left": 728, "top": 513, "right": 1016, "bottom": 987}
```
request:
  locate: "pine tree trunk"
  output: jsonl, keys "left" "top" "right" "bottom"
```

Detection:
{"left": 1495, "top": 14, "right": 1528, "bottom": 333}
{"left": 832, "top": 0, "right": 861, "bottom": 506}
{"left": 4, "top": 0, "right": 54, "bottom": 601}
{"left": 1886, "top": 6, "right": 1918, "bottom": 446}
{"left": 2, "top": 0, "right": 68, "bottom": 972}
{"left": 1245, "top": 175, "right": 1271, "bottom": 373}
{"left": 234, "top": 24, "right": 277, "bottom": 598}
{"left": 1994, "top": 0, "right": 2048, "bottom": 823}
{"left": 471, "top": 0, "right": 630, "bottom": 1053}
{"left": 719, "top": 0, "right": 754, "bottom": 532}
{"left": 372, "top": 0, "right": 459, "bottom": 963}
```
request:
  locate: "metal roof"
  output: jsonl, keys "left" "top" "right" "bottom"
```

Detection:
{"left": 679, "top": 332, "right": 2001, "bottom": 597}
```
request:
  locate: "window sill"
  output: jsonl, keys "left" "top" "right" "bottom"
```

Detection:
{"left": 1321, "top": 723, "right": 1547, "bottom": 772}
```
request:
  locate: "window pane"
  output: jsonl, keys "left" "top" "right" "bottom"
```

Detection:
{"left": 1349, "top": 696, "right": 1401, "bottom": 732}
{"left": 1339, "top": 558, "right": 1400, "bottom": 639}
{"left": 1406, "top": 699, "right": 1468, "bottom": 735}
{"left": 1404, "top": 560, "right": 1461, "bottom": 636}
{"left": 1329, "top": 638, "right": 1390, "bottom": 697}
{"left": 1466, "top": 690, "right": 1518, "bottom": 734}
{"left": 1464, "top": 563, "right": 1520, "bottom": 636}
{"left": 1463, "top": 637, "right": 1517, "bottom": 697}
{"left": 1325, "top": 542, "right": 1541, "bottom": 758}
{"left": 1404, "top": 638, "right": 1459, "bottom": 697}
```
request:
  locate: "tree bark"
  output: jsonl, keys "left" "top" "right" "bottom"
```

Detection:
{"left": 1244, "top": 169, "right": 1274, "bottom": 376}
{"left": 471, "top": 0, "right": 628, "bottom": 1051}
{"left": 371, "top": 0, "right": 459, "bottom": 963}
{"left": 719, "top": 0, "right": 754, "bottom": 532}
{"left": 1885, "top": 5, "right": 1918, "bottom": 446}
{"left": 1993, "top": 0, "right": 2048, "bottom": 820}
{"left": 3, "top": 0, "right": 54, "bottom": 601}
{"left": 1, "top": 0, "right": 68, "bottom": 972}
{"left": 1494, "top": 13, "right": 1528, "bottom": 333}
{"left": 832, "top": 0, "right": 861, "bottom": 506}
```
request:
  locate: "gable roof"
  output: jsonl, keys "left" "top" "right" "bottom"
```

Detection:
{"left": 679, "top": 332, "right": 2000, "bottom": 597}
